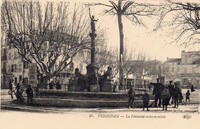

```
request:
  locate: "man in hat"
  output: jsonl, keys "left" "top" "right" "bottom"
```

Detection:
{"left": 173, "top": 83, "right": 181, "bottom": 108}
{"left": 150, "top": 78, "right": 164, "bottom": 107}
{"left": 168, "top": 81, "right": 174, "bottom": 104}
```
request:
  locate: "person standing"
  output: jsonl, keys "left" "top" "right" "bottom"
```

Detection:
{"left": 191, "top": 85, "right": 195, "bottom": 92}
{"left": 128, "top": 87, "right": 135, "bottom": 108}
{"left": 168, "top": 81, "right": 174, "bottom": 104}
{"left": 150, "top": 78, "right": 164, "bottom": 107}
{"left": 16, "top": 81, "right": 21, "bottom": 99}
{"left": 8, "top": 80, "right": 14, "bottom": 99}
{"left": 15, "top": 81, "right": 24, "bottom": 103}
{"left": 56, "top": 81, "right": 61, "bottom": 90}
{"left": 49, "top": 81, "right": 54, "bottom": 89}
{"left": 173, "top": 83, "right": 181, "bottom": 108}
{"left": 161, "top": 88, "right": 170, "bottom": 111}
{"left": 26, "top": 85, "right": 33, "bottom": 105}
{"left": 179, "top": 89, "right": 183, "bottom": 105}
{"left": 142, "top": 92, "right": 150, "bottom": 111}
{"left": 186, "top": 90, "right": 190, "bottom": 103}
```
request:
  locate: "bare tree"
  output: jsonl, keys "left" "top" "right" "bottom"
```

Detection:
{"left": 87, "top": 0, "right": 156, "bottom": 86}
{"left": 1, "top": 1, "right": 93, "bottom": 82}
{"left": 123, "top": 48, "right": 146, "bottom": 88}
{"left": 156, "top": 0, "right": 200, "bottom": 46}
{"left": 143, "top": 60, "right": 163, "bottom": 78}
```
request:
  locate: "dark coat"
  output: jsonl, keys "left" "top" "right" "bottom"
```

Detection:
{"left": 151, "top": 83, "right": 164, "bottom": 95}
{"left": 168, "top": 84, "right": 174, "bottom": 95}
{"left": 191, "top": 85, "right": 195, "bottom": 92}
{"left": 142, "top": 93, "right": 150, "bottom": 106}
{"left": 26, "top": 87, "right": 33, "bottom": 97}
{"left": 161, "top": 89, "right": 170, "bottom": 105}
{"left": 173, "top": 86, "right": 181, "bottom": 99}
{"left": 56, "top": 82, "right": 61, "bottom": 89}
{"left": 186, "top": 92, "right": 190, "bottom": 99}
{"left": 9, "top": 81, "right": 13, "bottom": 90}
{"left": 49, "top": 82, "right": 54, "bottom": 89}
{"left": 128, "top": 88, "right": 135, "bottom": 99}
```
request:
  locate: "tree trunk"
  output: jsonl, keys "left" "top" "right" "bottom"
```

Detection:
{"left": 117, "top": 10, "right": 124, "bottom": 88}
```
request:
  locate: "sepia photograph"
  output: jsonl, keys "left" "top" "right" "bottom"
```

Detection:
{"left": 0, "top": 0, "right": 200, "bottom": 129}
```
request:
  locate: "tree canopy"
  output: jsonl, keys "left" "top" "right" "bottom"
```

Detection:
{"left": 1, "top": 1, "right": 100, "bottom": 80}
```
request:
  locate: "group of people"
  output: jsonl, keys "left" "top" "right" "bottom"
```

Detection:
{"left": 128, "top": 78, "right": 194, "bottom": 111}
{"left": 8, "top": 80, "right": 33, "bottom": 105}
{"left": 128, "top": 87, "right": 150, "bottom": 111}
{"left": 49, "top": 81, "right": 61, "bottom": 90}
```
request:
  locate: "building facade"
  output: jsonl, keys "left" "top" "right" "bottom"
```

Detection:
{"left": 1, "top": 36, "right": 87, "bottom": 89}
{"left": 164, "top": 50, "right": 200, "bottom": 87}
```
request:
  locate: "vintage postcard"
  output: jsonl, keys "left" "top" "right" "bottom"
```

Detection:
{"left": 1, "top": 0, "right": 200, "bottom": 129}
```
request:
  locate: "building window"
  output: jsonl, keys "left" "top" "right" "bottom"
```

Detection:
{"left": 3, "top": 48, "right": 6, "bottom": 55}
{"left": 8, "top": 53, "right": 12, "bottom": 60}
{"left": 14, "top": 52, "right": 18, "bottom": 59}
{"left": 11, "top": 64, "right": 17, "bottom": 72}
{"left": 192, "top": 68, "right": 196, "bottom": 73}
{"left": 197, "top": 80, "right": 199, "bottom": 84}
{"left": 19, "top": 68, "right": 22, "bottom": 72}
{"left": 172, "top": 67, "right": 174, "bottom": 72}
{"left": 19, "top": 75, "right": 22, "bottom": 82}
{"left": 23, "top": 78, "right": 28, "bottom": 84}
{"left": 3, "top": 62, "right": 6, "bottom": 69}
{"left": 165, "top": 67, "right": 169, "bottom": 72}
{"left": 177, "top": 67, "right": 180, "bottom": 72}
{"left": 183, "top": 68, "right": 187, "bottom": 73}
{"left": 26, "top": 44, "right": 30, "bottom": 50}
{"left": 8, "top": 65, "right": 11, "bottom": 72}
{"left": 185, "top": 59, "right": 187, "bottom": 64}
{"left": 23, "top": 61, "right": 29, "bottom": 69}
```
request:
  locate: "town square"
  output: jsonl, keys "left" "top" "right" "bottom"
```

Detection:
{"left": 1, "top": 0, "right": 200, "bottom": 118}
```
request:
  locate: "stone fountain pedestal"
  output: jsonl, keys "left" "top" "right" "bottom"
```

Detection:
{"left": 86, "top": 64, "right": 100, "bottom": 92}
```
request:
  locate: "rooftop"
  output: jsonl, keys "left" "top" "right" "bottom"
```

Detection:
{"left": 166, "top": 58, "right": 181, "bottom": 62}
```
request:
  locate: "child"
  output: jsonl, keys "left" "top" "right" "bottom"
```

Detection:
{"left": 186, "top": 90, "right": 190, "bottom": 103}
{"left": 191, "top": 85, "right": 195, "bottom": 92}
{"left": 142, "top": 92, "right": 150, "bottom": 111}
{"left": 161, "top": 88, "right": 170, "bottom": 111}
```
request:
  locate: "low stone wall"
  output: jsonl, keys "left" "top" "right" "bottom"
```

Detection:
{"left": 32, "top": 97, "right": 154, "bottom": 108}
{"left": 37, "top": 89, "right": 153, "bottom": 99}
{"left": 30, "top": 89, "right": 155, "bottom": 108}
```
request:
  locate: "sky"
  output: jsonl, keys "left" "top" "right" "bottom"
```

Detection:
{"left": 71, "top": 0, "right": 200, "bottom": 61}
{"left": 5, "top": 0, "right": 200, "bottom": 61}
